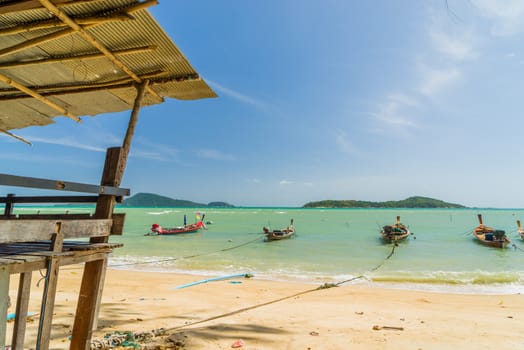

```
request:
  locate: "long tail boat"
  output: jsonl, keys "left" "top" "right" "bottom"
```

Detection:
{"left": 473, "top": 214, "right": 510, "bottom": 248}
{"left": 517, "top": 220, "right": 524, "bottom": 240}
{"left": 263, "top": 219, "right": 295, "bottom": 241}
{"left": 381, "top": 215, "right": 410, "bottom": 242}
{"left": 148, "top": 213, "right": 206, "bottom": 235}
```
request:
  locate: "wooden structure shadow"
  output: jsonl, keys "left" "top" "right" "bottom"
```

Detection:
{"left": 0, "top": 1, "right": 215, "bottom": 349}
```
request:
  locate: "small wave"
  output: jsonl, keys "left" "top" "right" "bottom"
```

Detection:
{"left": 147, "top": 210, "right": 176, "bottom": 215}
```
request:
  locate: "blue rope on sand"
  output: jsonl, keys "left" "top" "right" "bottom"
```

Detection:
{"left": 6, "top": 312, "right": 36, "bottom": 321}
{"left": 173, "top": 273, "right": 253, "bottom": 289}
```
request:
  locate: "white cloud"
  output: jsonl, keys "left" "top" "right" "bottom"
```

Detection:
{"left": 194, "top": 148, "right": 235, "bottom": 161}
{"left": 372, "top": 94, "right": 419, "bottom": 133}
{"left": 388, "top": 93, "right": 420, "bottom": 108}
{"left": 279, "top": 180, "right": 293, "bottom": 185}
{"left": 279, "top": 180, "right": 313, "bottom": 187}
{"left": 26, "top": 135, "right": 107, "bottom": 152}
{"left": 207, "top": 79, "right": 267, "bottom": 109}
{"left": 131, "top": 138, "right": 180, "bottom": 162}
{"left": 430, "top": 30, "right": 476, "bottom": 61}
{"left": 471, "top": 0, "right": 524, "bottom": 36}
{"left": 419, "top": 67, "right": 462, "bottom": 96}
{"left": 335, "top": 129, "right": 360, "bottom": 156}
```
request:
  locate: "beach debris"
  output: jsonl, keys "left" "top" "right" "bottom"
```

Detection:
{"left": 372, "top": 325, "right": 404, "bottom": 331}
{"left": 231, "top": 339, "right": 245, "bottom": 348}
{"left": 355, "top": 311, "right": 364, "bottom": 315}
{"left": 6, "top": 312, "right": 37, "bottom": 322}
{"left": 173, "top": 273, "right": 253, "bottom": 290}
{"left": 317, "top": 282, "right": 338, "bottom": 289}
{"left": 309, "top": 331, "right": 319, "bottom": 336}
{"left": 90, "top": 329, "right": 168, "bottom": 349}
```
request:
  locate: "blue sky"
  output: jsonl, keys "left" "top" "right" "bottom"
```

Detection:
{"left": 2, "top": 1, "right": 524, "bottom": 208}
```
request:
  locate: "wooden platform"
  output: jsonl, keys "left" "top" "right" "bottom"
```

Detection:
{"left": 1, "top": 147, "right": 129, "bottom": 350}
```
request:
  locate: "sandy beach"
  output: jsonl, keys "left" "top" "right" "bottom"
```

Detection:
{"left": 6, "top": 268, "right": 523, "bottom": 349}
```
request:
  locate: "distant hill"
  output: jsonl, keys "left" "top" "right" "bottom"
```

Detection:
{"left": 303, "top": 196, "right": 466, "bottom": 208}
{"left": 119, "top": 193, "right": 234, "bottom": 207}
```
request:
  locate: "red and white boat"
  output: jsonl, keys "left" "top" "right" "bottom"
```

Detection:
{"left": 148, "top": 213, "right": 206, "bottom": 235}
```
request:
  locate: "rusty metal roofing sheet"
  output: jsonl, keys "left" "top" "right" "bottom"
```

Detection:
{"left": 0, "top": 0, "right": 216, "bottom": 133}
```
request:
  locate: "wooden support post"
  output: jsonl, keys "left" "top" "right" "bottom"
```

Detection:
{"left": 70, "top": 80, "right": 145, "bottom": 349}
{"left": 36, "top": 224, "right": 64, "bottom": 350}
{"left": 12, "top": 272, "right": 33, "bottom": 350}
{"left": 122, "top": 80, "right": 149, "bottom": 162}
{"left": 4, "top": 193, "right": 15, "bottom": 215}
{"left": 69, "top": 258, "right": 107, "bottom": 350}
{"left": 0, "top": 266, "right": 9, "bottom": 349}
{"left": 71, "top": 146, "right": 125, "bottom": 350}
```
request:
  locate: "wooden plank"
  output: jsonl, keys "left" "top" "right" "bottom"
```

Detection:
{"left": 12, "top": 272, "right": 32, "bottom": 350}
{"left": 0, "top": 195, "right": 98, "bottom": 204}
{"left": 0, "top": 219, "right": 113, "bottom": 243}
{"left": 36, "top": 230, "right": 64, "bottom": 350}
{"left": 70, "top": 258, "right": 107, "bottom": 350}
{"left": 5, "top": 249, "right": 118, "bottom": 275}
{"left": 2, "top": 214, "right": 94, "bottom": 220}
{"left": 0, "top": 266, "right": 8, "bottom": 349}
{"left": 0, "top": 173, "right": 129, "bottom": 196}
{"left": 111, "top": 213, "right": 125, "bottom": 235}
{"left": 0, "top": 220, "right": 55, "bottom": 243}
{"left": 4, "top": 193, "right": 15, "bottom": 215}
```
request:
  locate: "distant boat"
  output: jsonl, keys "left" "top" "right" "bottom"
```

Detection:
{"left": 263, "top": 219, "right": 295, "bottom": 241}
{"left": 380, "top": 216, "right": 410, "bottom": 242}
{"left": 517, "top": 220, "right": 524, "bottom": 240}
{"left": 473, "top": 214, "right": 510, "bottom": 248}
{"left": 147, "top": 213, "right": 206, "bottom": 235}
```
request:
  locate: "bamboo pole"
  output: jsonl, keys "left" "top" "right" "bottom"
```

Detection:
{"left": 0, "top": 45, "right": 156, "bottom": 69}
{"left": 0, "top": 72, "right": 80, "bottom": 122}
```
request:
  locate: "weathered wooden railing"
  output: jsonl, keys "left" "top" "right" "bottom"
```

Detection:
{"left": 0, "top": 147, "right": 129, "bottom": 350}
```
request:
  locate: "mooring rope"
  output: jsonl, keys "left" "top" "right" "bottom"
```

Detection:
{"left": 59, "top": 233, "right": 267, "bottom": 271}
{"left": 108, "top": 234, "right": 266, "bottom": 268}
{"left": 511, "top": 243, "right": 524, "bottom": 252}
{"left": 90, "top": 240, "right": 401, "bottom": 348}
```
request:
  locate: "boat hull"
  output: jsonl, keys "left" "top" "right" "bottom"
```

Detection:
{"left": 149, "top": 221, "right": 204, "bottom": 235}
{"left": 265, "top": 230, "right": 295, "bottom": 241}
{"left": 380, "top": 229, "right": 410, "bottom": 242}
{"left": 473, "top": 228, "right": 510, "bottom": 248}
{"left": 263, "top": 219, "right": 295, "bottom": 241}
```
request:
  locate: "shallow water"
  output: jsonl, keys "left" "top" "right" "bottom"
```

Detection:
{"left": 15, "top": 207, "right": 524, "bottom": 294}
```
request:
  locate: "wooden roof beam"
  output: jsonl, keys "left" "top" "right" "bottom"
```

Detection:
{"left": 0, "top": 27, "right": 74, "bottom": 59}
{"left": 0, "top": 72, "right": 200, "bottom": 101}
{"left": 0, "top": 0, "right": 158, "bottom": 36}
{"left": 0, "top": 0, "right": 84, "bottom": 15}
{"left": 0, "top": 45, "right": 156, "bottom": 69}
{"left": 38, "top": 0, "right": 163, "bottom": 103}
{"left": 0, "top": 72, "right": 80, "bottom": 122}
{"left": 0, "top": 1, "right": 158, "bottom": 58}
{"left": 0, "top": 129, "right": 31, "bottom": 145}
{"left": 0, "top": 13, "right": 131, "bottom": 36}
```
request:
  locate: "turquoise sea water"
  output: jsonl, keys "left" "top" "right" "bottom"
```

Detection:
{"left": 15, "top": 207, "right": 524, "bottom": 294}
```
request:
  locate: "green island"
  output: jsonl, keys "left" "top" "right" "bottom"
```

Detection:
{"left": 119, "top": 192, "right": 234, "bottom": 208}
{"left": 120, "top": 193, "right": 465, "bottom": 208}
{"left": 302, "top": 196, "right": 465, "bottom": 208}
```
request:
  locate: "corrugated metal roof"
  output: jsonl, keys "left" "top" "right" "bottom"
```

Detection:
{"left": 0, "top": 0, "right": 216, "bottom": 133}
